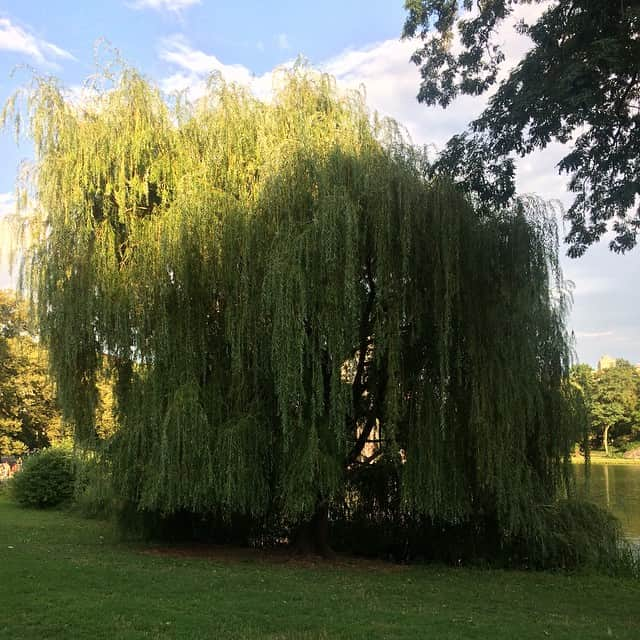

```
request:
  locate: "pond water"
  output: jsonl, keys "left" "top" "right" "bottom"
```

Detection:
{"left": 573, "top": 464, "right": 640, "bottom": 541}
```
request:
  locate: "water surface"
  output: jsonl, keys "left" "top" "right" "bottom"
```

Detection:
{"left": 573, "top": 464, "right": 640, "bottom": 540}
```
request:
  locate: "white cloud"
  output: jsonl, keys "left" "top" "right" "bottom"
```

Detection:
{"left": 277, "top": 33, "right": 290, "bottom": 50}
{"left": 161, "top": 71, "right": 206, "bottom": 98}
{"left": 159, "top": 35, "right": 291, "bottom": 101}
{"left": 161, "top": 34, "right": 253, "bottom": 80}
{"left": 157, "top": 4, "right": 545, "bottom": 150}
{"left": 64, "top": 84, "right": 101, "bottom": 108}
{"left": 0, "top": 18, "right": 75, "bottom": 66}
{"left": 157, "top": 23, "right": 531, "bottom": 150}
{"left": 157, "top": 5, "right": 547, "bottom": 154}
{"left": 575, "top": 331, "right": 614, "bottom": 339}
{"left": 323, "top": 38, "right": 486, "bottom": 150}
{"left": 128, "top": 0, "right": 200, "bottom": 11}
{"left": 0, "top": 192, "right": 15, "bottom": 218}
{"left": 321, "top": 3, "right": 548, "bottom": 151}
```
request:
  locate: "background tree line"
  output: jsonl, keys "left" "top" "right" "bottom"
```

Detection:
{"left": 0, "top": 290, "right": 63, "bottom": 455}
{"left": 571, "top": 360, "right": 640, "bottom": 456}
{"left": 0, "top": 290, "right": 115, "bottom": 456}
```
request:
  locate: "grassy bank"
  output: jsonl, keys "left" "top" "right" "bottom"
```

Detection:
{"left": 0, "top": 495, "right": 638, "bottom": 640}
{"left": 572, "top": 453, "right": 640, "bottom": 465}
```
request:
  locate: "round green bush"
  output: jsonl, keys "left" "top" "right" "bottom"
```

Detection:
{"left": 11, "top": 448, "right": 76, "bottom": 508}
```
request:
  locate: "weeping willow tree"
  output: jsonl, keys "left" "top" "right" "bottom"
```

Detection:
{"left": 3, "top": 64, "right": 585, "bottom": 553}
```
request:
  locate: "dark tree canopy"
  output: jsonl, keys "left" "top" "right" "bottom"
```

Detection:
{"left": 5, "top": 66, "right": 584, "bottom": 550}
{"left": 403, "top": 0, "right": 640, "bottom": 256}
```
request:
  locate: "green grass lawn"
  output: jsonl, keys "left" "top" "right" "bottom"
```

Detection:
{"left": 0, "top": 494, "right": 638, "bottom": 640}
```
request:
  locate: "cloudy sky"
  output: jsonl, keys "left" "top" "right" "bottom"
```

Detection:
{"left": 0, "top": 0, "right": 637, "bottom": 366}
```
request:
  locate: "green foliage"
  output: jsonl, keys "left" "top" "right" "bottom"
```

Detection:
{"left": 11, "top": 447, "right": 76, "bottom": 508}
{"left": 524, "top": 499, "right": 627, "bottom": 572}
{"left": 73, "top": 451, "right": 114, "bottom": 517}
{"left": 331, "top": 461, "right": 632, "bottom": 573}
{"left": 570, "top": 363, "right": 594, "bottom": 400}
{"left": 0, "top": 290, "right": 64, "bottom": 455}
{"left": 571, "top": 361, "right": 640, "bottom": 455}
{"left": 95, "top": 364, "right": 118, "bottom": 440}
{"left": 403, "top": 0, "right": 640, "bottom": 255}
{"left": 5, "top": 64, "right": 583, "bottom": 549}
{"left": 590, "top": 362, "right": 640, "bottom": 455}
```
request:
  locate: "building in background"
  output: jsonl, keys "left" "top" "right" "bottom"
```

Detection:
{"left": 597, "top": 355, "right": 617, "bottom": 371}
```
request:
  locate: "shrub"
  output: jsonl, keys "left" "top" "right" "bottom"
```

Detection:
{"left": 11, "top": 448, "right": 75, "bottom": 508}
{"left": 523, "top": 499, "right": 630, "bottom": 572}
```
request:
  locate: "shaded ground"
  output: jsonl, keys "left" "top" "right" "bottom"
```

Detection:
{"left": 0, "top": 494, "right": 638, "bottom": 639}
{"left": 142, "top": 544, "right": 404, "bottom": 572}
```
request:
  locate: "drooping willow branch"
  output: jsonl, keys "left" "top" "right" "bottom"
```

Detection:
{"left": 4, "top": 65, "right": 584, "bottom": 536}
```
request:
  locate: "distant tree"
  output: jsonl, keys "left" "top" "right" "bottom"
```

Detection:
{"left": 589, "top": 360, "right": 640, "bottom": 455}
{"left": 0, "top": 291, "right": 64, "bottom": 455}
{"left": 569, "top": 362, "right": 594, "bottom": 453}
{"left": 570, "top": 363, "right": 594, "bottom": 399}
{"left": 403, "top": 0, "right": 640, "bottom": 256}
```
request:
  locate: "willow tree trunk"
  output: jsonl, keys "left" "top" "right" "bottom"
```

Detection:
{"left": 292, "top": 501, "right": 331, "bottom": 557}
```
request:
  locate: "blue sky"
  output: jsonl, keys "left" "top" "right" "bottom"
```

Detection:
{"left": 0, "top": 0, "right": 638, "bottom": 366}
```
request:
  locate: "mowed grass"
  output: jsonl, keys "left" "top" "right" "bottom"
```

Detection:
{"left": 0, "top": 494, "right": 638, "bottom": 640}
